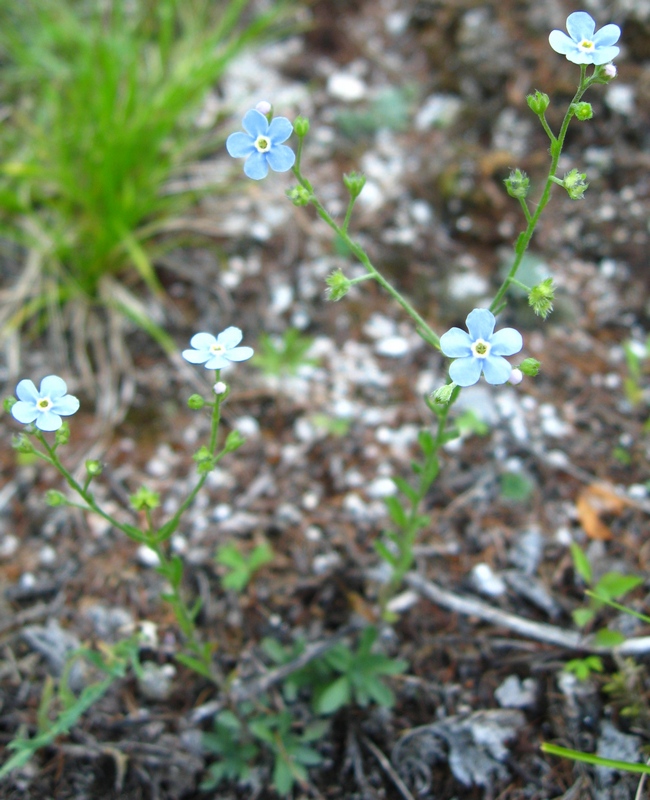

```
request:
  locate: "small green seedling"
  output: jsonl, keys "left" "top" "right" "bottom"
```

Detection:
{"left": 215, "top": 541, "right": 274, "bottom": 592}
{"left": 252, "top": 329, "right": 319, "bottom": 377}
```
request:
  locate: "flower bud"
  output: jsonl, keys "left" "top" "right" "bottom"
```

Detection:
{"left": 343, "top": 171, "right": 366, "bottom": 199}
{"left": 187, "top": 394, "right": 205, "bottom": 410}
{"left": 55, "top": 422, "right": 71, "bottom": 446}
{"left": 255, "top": 100, "right": 272, "bottom": 119}
{"left": 562, "top": 169, "right": 588, "bottom": 200}
{"left": 286, "top": 185, "right": 312, "bottom": 207}
{"left": 528, "top": 278, "right": 555, "bottom": 318}
{"left": 527, "top": 90, "right": 550, "bottom": 116}
{"left": 508, "top": 368, "right": 524, "bottom": 386}
{"left": 3, "top": 396, "right": 17, "bottom": 413}
{"left": 293, "top": 115, "right": 310, "bottom": 138}
{"left": 45, "top": 490, "right": 68, "bottom": 507}
{"left": 431, "top": 383, "right": 456, "bottom": 405}
{"left": 213, "top": 381, "right": 228, "bottom": 396}
{"left": 520, "top": 358, "right": 541, "bottom": 377}
{"left": 130, "top": 486, "right": 160, "bottom": 511}
{"left": 325, "top": 269, "right": 352, "bottom": 302}
{"left": 504, "top": 168, "right": 530, "bottom": 199}
{"left": 592, "top": 63, "right": 617, "bottom": 84}
{"left": 224, "top": 430, "right": 245, "bottom": 453}
{"left": 573, "top": 102, "right": 593, "bottom": 121}
{"left": 12, "top": 433, "right": 34, "bottom": 454}
{"left": 85, "top": 459, "right": 103, "bottom": 477}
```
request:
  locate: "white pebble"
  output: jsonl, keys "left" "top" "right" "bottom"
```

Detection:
{"left": 136, "top": 546, "right": 161, "bottom": 568}
{"left": 470, "top": 563, "right": 506, "bottom": 597}
{"left": 327, "top": 72, "right": 366, "bottom": 102}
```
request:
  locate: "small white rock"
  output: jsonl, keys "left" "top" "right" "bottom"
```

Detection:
{"left": 470, "top": 563, "right": 506, "bottom": 597}
{"left": 327, "top": 72, "right": 367, "bottom": 102}
{"left": 136, "top": 546, "right": 161, "bottom": 568}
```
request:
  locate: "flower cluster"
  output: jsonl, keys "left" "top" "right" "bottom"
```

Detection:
{"left": 440, "top": 309, "right": 523, "bottom": 387}
{"left": 11, "top": 376, "right": 79, "bottom": 431}
{"left": 549, "top": 12, "right": 620, "bottom": 65}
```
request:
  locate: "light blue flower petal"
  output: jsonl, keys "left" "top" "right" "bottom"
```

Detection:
{"left": 591, "top": 45, "right": 620, "bottom": 65}
{"left": 267, "top": 116, "right": 293, "bottom": 145}
{"left": 225, "top": 346, "right": 254, "bottom": 362}
{"left": 440, "top": 328, "right": 473, "bottom": 358}
{"left": 244, "top": 151, "right": 269, "bottom": 180}
{"left": 36, "top": 410, "right": 63, "bottom": 431}
{"left": 40, "top": 375, "right": 68, "bottom": 399}
{"left": 482, "top": 355, "right": 513, "bottom": 385}
{"left": 449, "top": 357, "right": 483, "bottom": 387}
{"left": 593, "top": 24, "right": 621, "bottom": 47}
{"left": 242, "top": 109, "right": 269, "bottom": 138}
{"left": 226, "top": 131, "right": 256, "bottom": 158}
{"left": 218, "top": 326, "right": 243, "bottom": 349}
{"left": 266, "top": 144, "right": 296, "bottom": 173}
{"left": 565, "top": 49, "right": 593, "bottom": 64}
{"left": 51, "top": 395, "right": 80, "bottom": 416}
{"left": 182, "top": 348, "right": 210, "bottom": 364}
{"left": 15, "top": 379, "right": 39, "bottom": 404}
{"left": 488, "top": 328, "right": 523, "bottom": 356}
{"left": 549, "top": 30, "right": 575, "bottom": 55}
{"left": 566, "top": 11, "right": 595, "bottom": 42}
{"left": 205, "top": 354, "right": 229, "bottom": 370}
{"left": 11, "top": 400, "right": 38, "bottom": 424}
{"left": 190, "top": 332, "right": 216, "bottom": 350}
{"left": 465, "top": 308, "right": 495, "bottom": 341}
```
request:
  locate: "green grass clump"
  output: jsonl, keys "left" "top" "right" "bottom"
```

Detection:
{"left": 0, "top": 0, "right": 290, "bottom": 356}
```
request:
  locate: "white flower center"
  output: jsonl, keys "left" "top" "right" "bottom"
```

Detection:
{"left": 209, "top": 342, "right": 226, "bottom": 356}
{"left": 37, "top": 397, "right": 52, "bottom": 412}
{"left": 471, "top": 339, "right": 491, "bottom": 359}
{"left": 579, "top": 38, "right": 595, "bottom": 51}
{"left": 254, "top": 135, "right": 271, "bottom": 153}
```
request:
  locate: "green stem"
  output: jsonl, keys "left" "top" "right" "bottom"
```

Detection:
{"left": 490, "top": 65, "right": 590, "bottom": 314}
{"left": 293, "top": 167, "right": 440, "bottom": 350}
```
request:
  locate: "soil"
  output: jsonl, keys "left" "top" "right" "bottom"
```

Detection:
{"left": 2, "top": 1, "right": 650, "bottom": 798}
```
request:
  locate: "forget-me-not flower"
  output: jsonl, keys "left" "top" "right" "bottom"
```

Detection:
{"left": 549, "top": 12, "right": 621, "bottom": 65}
{"left": 440, "top": 309, "right": 523, "bottom": 387}
{"left": 226, "top": 109, "right": 295, "bottom": 180}
{"left": 11, "top": 375, "right": 80, "bottom": 431}
{"left": 182, "top": 327, "right": 254, "bottom": 370}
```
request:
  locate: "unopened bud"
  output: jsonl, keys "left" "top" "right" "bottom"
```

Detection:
{"left": 504, "top": 168, "right": 530, "bottom": 199}
{"left": 187, "top": 394, "right": 205, "bottom": 410}
{"left": 255, "top": 100, "right": 272, "bottom": 119}
{"left": 527, "top": 90, "right": 550, "bottom": 116}
{"left": 573, "top": 102, "right": 593, "bottom": 121}
{"left": 213, "top": 382, "right": 228, "bottom": 396}
{"left": 562, "top": 169, "right": 588, "bottom": 200}
{"left": 508, "top": 368, "right": 523, "bottom": 385}
{"left": 45, "top": 490, "right": 67, "bottom": 507}
{"left": 286, "top": 185, "right": 312, "bottom": 207}
{"left": 325, "top": 269, "right": 352, "bottom": 302}
{"left": 528, "top": 278, "right": 555, "bottom": 318}
{"left": 3, "top": 396, "right": 17, "bottom": 413}
{"left": 130, "top": 487, "right": 160, "bottom": 511}
{"left": 431, "top": 383, "right": 456, "bottom": 405}
{"left": 85, "top": 459, "right": 103, "bottom": 477}
{"left": 343, "top": 171, "right": 366, "bottom": 199}
{"left": 54, "top": 422, "right": 71, "bottom": 445}
{"left": 293, "top": 116, "right": 310, "bottom": 138}
{"left": 520, "top": 358, "right": 541, "bottom": 377}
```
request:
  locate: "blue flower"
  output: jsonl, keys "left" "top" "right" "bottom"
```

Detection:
{"left": 226, "top": 109, "right": 295, "bottom": 180}
{"left": 182, "top": 327, "right": 254, "bottom": 370}
{"left": 440, "top": 309, "right": 523, "bottom": 387}
{"left": 549, "top": 12, "right": 620, "bottom": 65}
{"left": 11, "top": 375, "right": 80, "bottom": 431}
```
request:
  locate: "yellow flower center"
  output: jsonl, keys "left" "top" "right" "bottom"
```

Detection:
{"left": 579, "top": 38, "right": 595, "bottom": 51}
{"left": 37, "top": 397, "right": 52, "bottom": 411}
{"left": 209, "top": 342, "right": 226, "bottom": 356}
{"left": 255, "top": 136, "right": 271, "bottom": 153}
{"left": 472, "top": 339, "right": 491, "bottom": 359}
